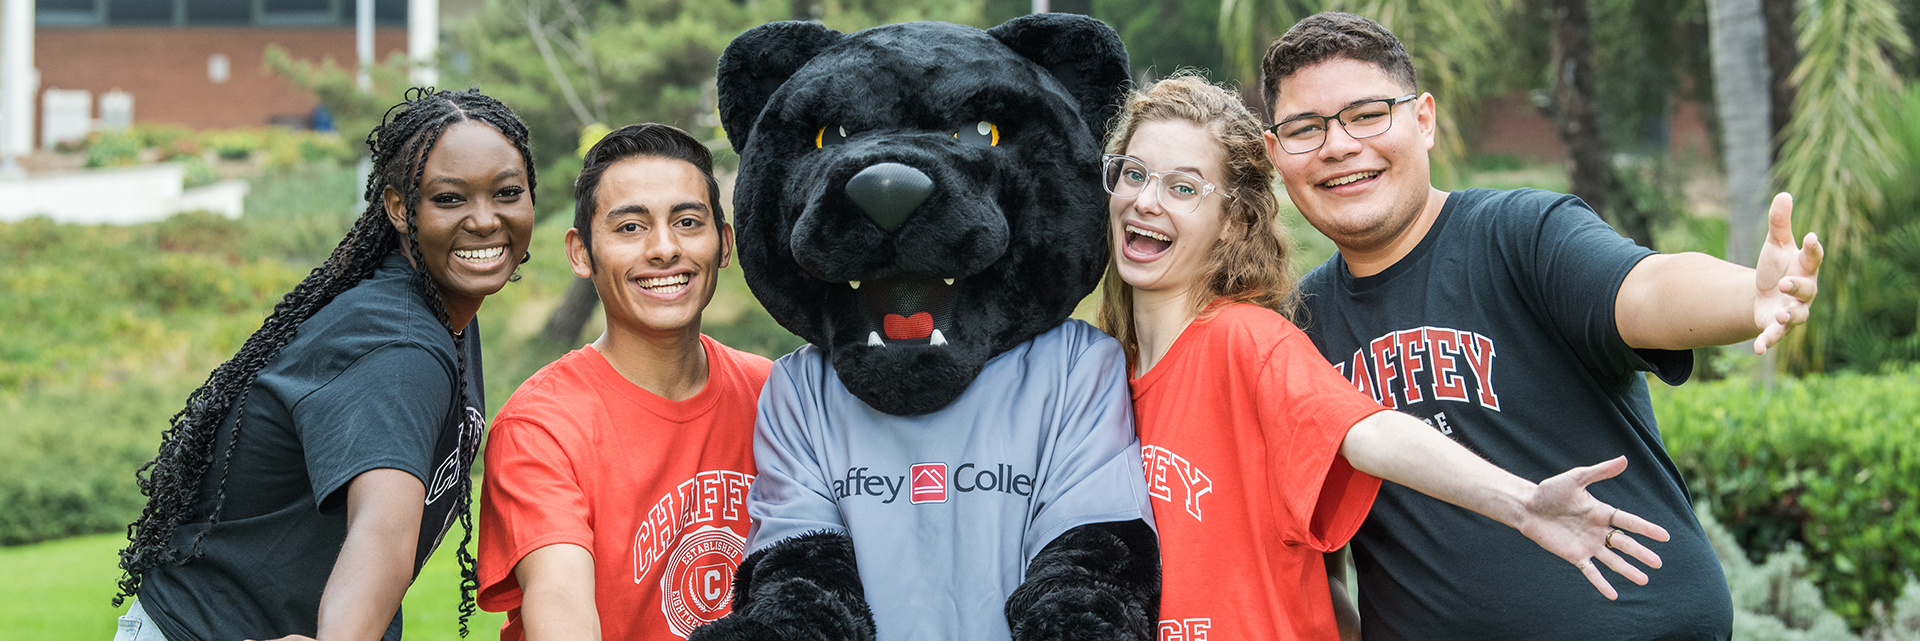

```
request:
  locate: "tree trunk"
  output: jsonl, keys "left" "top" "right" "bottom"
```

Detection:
{"left": 1762, "top": 0, "right": 1798, "bottom": 162}
{"left": 1548, "top": 0, "right": 1652, "bottom": 246}
{"left": 1710, "top": 0, "right": 1772, "bottom": 268}
{"left": 542, "top": 277, "right": 601, "bottom": 346}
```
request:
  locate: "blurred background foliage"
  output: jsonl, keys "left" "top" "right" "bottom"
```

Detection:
{"left": 5, "top": 0, "right": 1920, "bottom": 637}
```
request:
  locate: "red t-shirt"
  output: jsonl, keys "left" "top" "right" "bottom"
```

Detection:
{"left": 478, "top": 336, "right": 772, "bottom": 641}
{"left": 1131, "top": 303, "right": 1387, "bottom": 641}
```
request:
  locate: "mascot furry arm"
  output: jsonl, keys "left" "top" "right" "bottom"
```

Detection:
{"left": 689, "top": 14, "right": 1158, "bottom": 641}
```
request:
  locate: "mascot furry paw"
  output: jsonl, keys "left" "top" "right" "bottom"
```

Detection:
{"left": 685, "top": 13, "right": 1158, "bottom": 641}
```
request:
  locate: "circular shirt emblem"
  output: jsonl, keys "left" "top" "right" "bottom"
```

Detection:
{"left": 660, "top": 525, "right": 746, "bottom": 638}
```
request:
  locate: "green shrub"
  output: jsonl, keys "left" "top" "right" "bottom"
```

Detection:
{"left": 1658, "top": 368, "right": 1920, "bottom": 630}
{"left": 0, "top": 215, "right": 304, "bottom": 390}
{"left": 201, "top": 130, "right": 263, "bottom": 161}
{"left": 82, "top": 131, "right": 141, "bottom": 168}
{"left": 0, "top": 377, "right": 184, "bottom": 545}
{"left": 1701, "top": 503, "right": 1920, "bottom": 640}
{"left": 129, "top": 124, "right": 194, "bottom": 156}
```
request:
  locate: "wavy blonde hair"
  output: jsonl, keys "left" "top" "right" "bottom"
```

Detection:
{"left": 1095, "top": 72, "right": 1300, "bottom": 369}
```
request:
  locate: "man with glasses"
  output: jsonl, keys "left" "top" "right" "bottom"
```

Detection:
{"left": 1262, "top": 12, "right": 1822, "bottom": 640}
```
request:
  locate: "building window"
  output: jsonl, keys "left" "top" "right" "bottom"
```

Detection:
{"left": 262, "top": 0, "right": 336, "bottom": 26}
{"left": 186, "top": 0, "right": 252, "bottom": 24}
{"left": 335, "top": 0, "right": 408, "bottom": 26}
{"left": 35, "top": 0, "right": 404, "bottom": 27}
{"left": 106, "top": 0, "right": 173, "bottom": 24}
{"left": 36, "top": 0, "right": 101, "bottom": 26}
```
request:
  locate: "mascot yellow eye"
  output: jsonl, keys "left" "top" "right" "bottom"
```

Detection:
{"left": 954, "top": 121, "right": 999, "bottom": 147}
{"left": 816, "top": 125, "right": 849, "bottom": 148}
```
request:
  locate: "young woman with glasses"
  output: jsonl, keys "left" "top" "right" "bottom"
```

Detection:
{"left": 1096, "top": 73, "right": 1671, "bottom": 640}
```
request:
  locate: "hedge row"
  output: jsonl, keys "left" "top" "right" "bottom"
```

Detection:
{"left": 1655, "top": 366, "right": 1920, "bottom": 630}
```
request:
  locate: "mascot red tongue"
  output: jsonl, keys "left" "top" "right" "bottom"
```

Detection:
{"left": 688, "top": 13, "right": 1160, "bottom": 641}
{"left": 883, "top": 313, "right": 934, "bottom": 340}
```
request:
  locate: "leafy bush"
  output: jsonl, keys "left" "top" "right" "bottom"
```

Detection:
{"left": 201, "top": 130, "right": 262, "bottom": 161}
{"left": 179, "top": 155, "right": 221, "bottom": 189}
{"left": 1701, "top": 503, "right": 1920, "bottom": 640}
{"left": 81, "top": 131, "right": 141, "bottom": 168}
{"left": 0, "top": 211, "right": 312, "bottom": 545}
{"left": 1658, "top": 369, "right": 1920, "bottom": 630}
{"left": 0, "top": 376, "right": 187, "bottom": 545}
{"left": 129, "top": 124, "right": 196, "bottom": 159}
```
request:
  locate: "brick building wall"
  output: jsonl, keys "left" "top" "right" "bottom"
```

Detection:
{"left": 35, "top": 27, "right": 407, "bottom": 133}
{"left": 1472, "top": 91, "right": 1717, "bottom": 163}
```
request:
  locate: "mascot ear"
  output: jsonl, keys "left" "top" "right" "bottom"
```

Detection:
{"left": 989, "top": 14, "right": 1131, "bottom": 144}
{"left": 717, "top": 20, "right": 844, "bottom": 155}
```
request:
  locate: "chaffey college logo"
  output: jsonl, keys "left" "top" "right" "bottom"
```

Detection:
{"left": 832, "top": 461, "right": 1038, "bottom": 505}
{"left": 630, "top": 469, "right": 753, "bottom": 638}
{"left": 660, "top": 525, "right": 745, "bottom": 638}
{"left": 911, "top": 463, "right": 947, "bottom": 503}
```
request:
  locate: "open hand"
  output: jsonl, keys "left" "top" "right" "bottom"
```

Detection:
{"left": 1753, "top": 192, "right": 1823, "bottom": 355}
{"left": 1515, "top": 456, "right": 1671, "bottom": 600}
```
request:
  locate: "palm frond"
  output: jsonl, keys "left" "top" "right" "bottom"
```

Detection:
{"left": 1772, "top": 0, "right": 1913, "bottom": 370}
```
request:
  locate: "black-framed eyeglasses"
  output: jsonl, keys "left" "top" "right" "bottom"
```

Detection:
{"left": 1267, "top": 94, "right": 1417, "bottom": 154}
{"left": 1101, "top": 154, "right": 1232, "bottom": 215}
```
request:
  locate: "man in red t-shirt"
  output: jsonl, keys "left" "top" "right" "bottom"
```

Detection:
{"left": 478, "top": 123, "right": 773, "bottom": 641}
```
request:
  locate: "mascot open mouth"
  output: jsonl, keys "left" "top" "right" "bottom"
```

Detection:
{"left": 855, "top": 275, "right": 960, "bottom": 346}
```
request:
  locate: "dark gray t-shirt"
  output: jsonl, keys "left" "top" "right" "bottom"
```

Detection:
{"left": 1298, "top": 189, "right": 1731, "bottom": 640}
{"left": 748, "top": 320, "right": 1154, "bottom": 641}
{"left": 139, "top": 252, "right": 485, "bottom": 641}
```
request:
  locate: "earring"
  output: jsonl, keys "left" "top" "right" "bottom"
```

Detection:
{"left": 520, "top": 252, "right": 532, "bottom": 264}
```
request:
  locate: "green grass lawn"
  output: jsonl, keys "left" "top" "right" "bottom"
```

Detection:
{"left": 0, "top": 531, "right": 507, "bottom": 640}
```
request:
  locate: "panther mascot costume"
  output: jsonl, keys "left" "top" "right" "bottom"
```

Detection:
{"left": 688, "top": 14, "right": 1159, "bottom": 641}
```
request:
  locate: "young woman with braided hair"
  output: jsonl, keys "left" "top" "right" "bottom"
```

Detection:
{"left": 110, "top": 87, "right": 537, "bottom": 641}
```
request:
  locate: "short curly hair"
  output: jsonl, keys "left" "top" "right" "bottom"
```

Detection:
{"left": 1259, "top": 12, "right": 1418, "bottom": 117}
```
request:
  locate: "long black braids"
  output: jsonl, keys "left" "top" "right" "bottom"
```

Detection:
{"left": 114, "top": 87, "right": 536, "bottom": 638}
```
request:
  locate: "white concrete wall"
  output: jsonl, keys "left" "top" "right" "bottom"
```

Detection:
{"left": 0, "top": 164, "right": 248, "bottom": 224}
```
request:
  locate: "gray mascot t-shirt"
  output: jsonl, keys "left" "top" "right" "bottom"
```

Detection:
{"left": 748, "top": 320, "right": 1154, "bottom": 641}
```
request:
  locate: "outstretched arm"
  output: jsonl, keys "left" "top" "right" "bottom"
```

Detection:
{"left": 1005, "top": 520, "right": 1159, "bottom": 641}
{"left": 1615, "top": 192, "right": 1823, "bottom": 354}
{"left": 1339, "top": 412, "right": 1670, "bottom": 600}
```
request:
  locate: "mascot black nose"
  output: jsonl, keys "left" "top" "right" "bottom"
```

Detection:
{"left": 846, "top": 163, "right": 933, "bottom": 231}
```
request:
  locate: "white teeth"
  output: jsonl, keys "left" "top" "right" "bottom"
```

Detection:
{"left": 1126, "top": 224, "right": 1170, "bottom": 242}
{"left": 454, "top": 246, "right": 506, "bottom": 261}
{"left": 638, "top": 274, "right": 690, "bottom": 289}
{"left": 1323, "top": 171, "right": 1379, "bottom": 187}
{"left": 929, "top": 329, "right": 948, "bottom": 346}
{"left": 868, "top": 332, "right": 885, "bottom": 346}
{"left": 850, "top": 281, "right": 861, "bottom": 290}
{"left": 943, "top": 278, "right": 954, "bottom": 286}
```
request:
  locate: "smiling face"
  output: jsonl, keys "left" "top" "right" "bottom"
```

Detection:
{"left": 1265, "top": 57, "right": 1436, "bottom": 256}
{"left": 1111, "top": 118, "right": 1233, "bottom": 302}
{"left": 386, "top": 120, "right": 536, "bottom": 320}
{"left": 567, "top": 155, "right": 733, "bottom": 339}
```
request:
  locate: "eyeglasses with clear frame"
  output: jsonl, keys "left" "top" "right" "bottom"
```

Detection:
{"left": 1102, "top": 154, "right": 1233, "bottom": 215}
{"left": 1266, "top": 94, "right": 1417, "bottom": 155}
